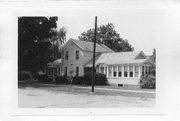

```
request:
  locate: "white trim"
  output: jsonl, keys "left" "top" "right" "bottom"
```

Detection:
{"left": 107, "top": 66, "right": 109, "bottom": 77}
{"left": 122, "top": 65, "right": 124, "bottom": 77}
{"left": 127, "top": 66, "right": 129, "bottom": 77}
{"left": 116, "top": 66, "right": 118, "bottom": 77}
{"left": 133, "top": 66, "right": 135, "bottom": 78}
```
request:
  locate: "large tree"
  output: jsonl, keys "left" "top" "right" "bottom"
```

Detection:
{"left": 18, "top": 17, "right": 58, "bottom": 73}
{"left": 50, "top": 27, "right": 67, "bottom": 59}
{"left": 79, "top": 23, "right": 134, "bottom": 52}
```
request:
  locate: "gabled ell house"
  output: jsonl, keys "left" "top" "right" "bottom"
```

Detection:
{"left": 45, "top": 38, "right": 154, "bottom": 86}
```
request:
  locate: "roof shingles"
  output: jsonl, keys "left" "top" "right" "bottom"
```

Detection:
{"left": 85, "top": 51, "right": 148, "bottom": 67}
{"left": 70, "top": 39, "right": 114, "bottom": 53}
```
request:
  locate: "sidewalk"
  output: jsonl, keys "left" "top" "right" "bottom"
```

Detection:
{"left": 33, "top": 82, "right": 155, "bottom": 94}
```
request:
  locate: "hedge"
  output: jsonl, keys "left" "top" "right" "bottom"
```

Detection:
{"left": 37, "top": 75, "right": 53, "bottom": 83}
{"left": 55, "top": 76, "right": 69, "bottom": 84}
{"left": 18, "top": 71, "right": 31, "bottom": 80}
{"left": 139, "top": 74, "right": 156, "bottom": 89}
{"left": 84, "top": 73, "right": 108, "bottom": 85}
{"left": 55, "top": 73, "right": 108, "bottom": 85}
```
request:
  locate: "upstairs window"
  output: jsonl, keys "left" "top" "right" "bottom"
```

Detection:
{"left": 75, "top": 50, "right": 79, "bottom": 59}
{"left": 65, "top": 51, "right": 68, "bottom": 60}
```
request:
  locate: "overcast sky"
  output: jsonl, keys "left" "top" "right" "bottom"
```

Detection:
{"left": 57, "top": 9, "right": 165, "bottom": 55}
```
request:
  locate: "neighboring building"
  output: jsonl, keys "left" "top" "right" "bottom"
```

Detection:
{"left": 44, "top": 38, "right": 155, "bottom": 86}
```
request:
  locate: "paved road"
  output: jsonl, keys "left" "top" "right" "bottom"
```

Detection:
{"left": 18, "top": 86, "right": 155, "bottom": 108}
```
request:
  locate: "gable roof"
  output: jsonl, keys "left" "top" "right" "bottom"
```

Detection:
{"left": 63, "top": 38, "right": 114, "bottom": 53}
{"left": 85, "top": 51, "right": 149, "bottom": 67}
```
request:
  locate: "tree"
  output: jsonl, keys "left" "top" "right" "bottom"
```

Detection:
{"left": 18, "top": 17, "right": 58, "bottom": 75}
{"left": 78, "top": 23, "right": 134, "bottom": 52}
{"left": 50, "top": 27, "right": 67, "bottom": 59}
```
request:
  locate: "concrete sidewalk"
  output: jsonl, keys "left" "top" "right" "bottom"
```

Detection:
{"left": 33, "top": 82, "right": 155, "bottom": 94}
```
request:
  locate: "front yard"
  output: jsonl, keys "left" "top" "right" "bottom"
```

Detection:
{"left": 18, "top": 82, "right": 155, "bottom": 108}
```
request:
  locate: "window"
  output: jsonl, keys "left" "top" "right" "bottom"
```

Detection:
{"left": 124, "top": 66, "right": 128, "bottom": 77}
{"left": 65, "top": 51, "right": 68, "bottom": 60}
{"left": 135, "top": 66, "right": 139, "bottom": 77}
{"left": 105, "top": 67, "right": 107, "bottom": 75}
{"left": 146, "top": 66, "right": 148, "bottom": 75}
{"left": 129, "top": 66, "right": 133, "bottom": 77}
{"left": 100, "top": 66, "right": 104, "bottom": 74}
{"left": 54, "top": 68, "right": 57, "bottom": 76}
{"left": 113, "top": 66, "right": 117, "bottom": 77}
{"left": 108, "top": 66, "right": 112, "bottom": 77}
{"left": 48, "top": 68, "right": 51, "bottom": 76}
{"left": 75, "top": 50, "right": 79, "bottom": 59}
{"left": 64, "top": 67, "right": 67, "bottom": 76}
{"left": 118, "top": 66, "right": 122, "bottom": 77}
{"left": 142, "top": 66, "right": 144, "bottom": 76}
{"left": 46, "top": 68, "right": 48, "bottom": 75}
{"left": 76, "top": 66, "right": 79, "bottom": 76}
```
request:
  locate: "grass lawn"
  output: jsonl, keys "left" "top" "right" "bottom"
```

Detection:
{"left": 18, "top": 81, "right": 155, "bottom": 99}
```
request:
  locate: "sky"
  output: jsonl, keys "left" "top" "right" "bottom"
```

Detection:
{"left": 56, "top": 9, "right": 165, "bottom": 55}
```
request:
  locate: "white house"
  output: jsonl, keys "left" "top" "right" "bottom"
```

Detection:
{"left": 44, "top": 38, "right": 155, "bottom": 86}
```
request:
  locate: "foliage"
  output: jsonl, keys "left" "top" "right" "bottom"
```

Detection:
{"left": 37, "top": 75, "right": 53, "bottom": 83}
{"left": 50, "top": 27, "right": 67, "bottom": 59}
{"left": 78, "top": 23, "right": 134, "bottom": 52}
{"left": 18, "top": 71, "right": 32, "bottom": 80}
{"left": 55, "top": 76, "right": 69, "bottom": 84}
{"left": 83, "top": 73, "right": 108, "bottom": 85}
{"left": 72, "top": 76, "right": 84, "bottom": 85}
{"left": 139, "top": 74, "right": 156, "bottom": 89}
{"left": 18, "top": 17, "right": 66, "bottom": 75}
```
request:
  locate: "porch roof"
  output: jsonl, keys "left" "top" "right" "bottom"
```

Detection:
{"left": 85, "top": 51, "right": 149, "bottom": 67}
{"left": 47, "top": 59, "right": 61, "bottom": 66}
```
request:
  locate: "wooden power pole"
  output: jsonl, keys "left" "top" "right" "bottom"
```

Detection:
{"left": 92, "top": 16, "right": 97, "bottom": 92}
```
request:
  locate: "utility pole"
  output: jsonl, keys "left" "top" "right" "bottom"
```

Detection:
{"left": 92, "top": 16, "right": 97, "bottom": 92}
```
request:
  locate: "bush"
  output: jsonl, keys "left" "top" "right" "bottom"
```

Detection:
{"left": 55, "top": 76, "right": 68, "bottom": 84}
{"left": 84, "top": 73, "right": 108, "bottom": 85}
{"left": 72, "top": 76, "right": 84, "bottom": 85}
{"left": 37, "top": 75, "right": 53, "bottom": 83}
{"left": 18, "top": 71, "right": 31, "bottom": 80}
{"left": 139, "top": 74, "right": 156, "bottom": 89}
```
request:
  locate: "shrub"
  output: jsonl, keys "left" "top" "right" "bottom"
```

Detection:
{"left": 84, "top": 73, "right": 108, "bottom": 85}
{"left": 55, "top": 76, "right": 68, "bottom": 84}
{"left": 72, "top": 76, "right": 84, "bottom": 85}
{"left": 37, "top": 75, "right": 53, "bottom": 83}
{"left": 139, "top": 74, "right": 156, "bottom": 89}
{"left": 18, "top": 71, "right": 31, "bottom": 80}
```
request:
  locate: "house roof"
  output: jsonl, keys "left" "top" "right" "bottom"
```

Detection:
{"left": 63, "top": 38, "right": 114, "bottom": 53}
{"left": 47, "top": 59, "right": 61, "bottom": 66}
{"left": 85, "top": 51, "right": 148, "bottom": 67}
